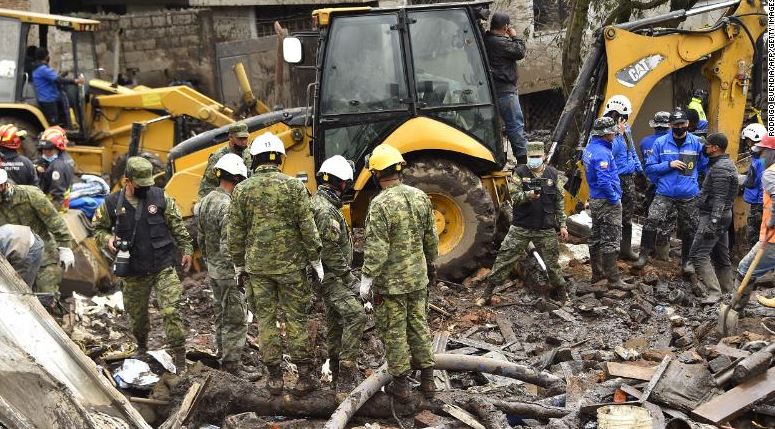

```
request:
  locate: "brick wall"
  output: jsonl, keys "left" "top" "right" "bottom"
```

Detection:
{"left": 0, "top": 0, "right": 31, "bottom": 11}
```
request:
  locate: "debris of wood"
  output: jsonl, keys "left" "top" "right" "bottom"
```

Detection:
{"left": 160, "top": 375, "right": 209, "bottom": 429}
{"left": 430, "top": 303, "right": 452, "bottom": 317}
{"left": 639, "top": 356, "right": 671, "bottom": 403}
{"left": 732, "top": 343, "right": 775, "bottom": 384}
{"left": 692, "top": 367, "right": 775, "bottom": 424}
{"left": 551, "top": 308, "right": 576, "bottom": 322}
{"left": 432, "top": 332, "right": 453, "bottom": 391}
{"left": 441, "top": 404, "right": 486, "bottom": 429}
{"left": 447, "top": 337, "right": 522, "bottom": 360}
{"left": 466, "top": 397, "right": 509, "bottom": 429}
{"left": 605, "top": 362, "right": 657, "bottom": 381}
{"left": 494, "top": 314, "right": 518, "bottom": 352}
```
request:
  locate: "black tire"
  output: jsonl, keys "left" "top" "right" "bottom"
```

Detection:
{"left": 110, "top": 151, "right": 166, "bottom": 187}
{"left": 0, "top": 115, "right": 43, "bottom": 160}
{"left": 403, "top": 158, "right": 497, "bottom": 281}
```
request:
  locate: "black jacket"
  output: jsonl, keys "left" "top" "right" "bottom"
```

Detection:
{"left": 483, "top": 31, "right": 526, "bottom": 94}
{"left": 0, "top": 149, "right": 37, "bottom": 186}
{"left": 698, "top": 154, "right": 738, "bottom": 220}
{"left": 38, "top": 154, "right": 74, "bottom": 209}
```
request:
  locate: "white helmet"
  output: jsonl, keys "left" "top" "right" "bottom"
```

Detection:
{"left": 604, "top": 95, "right": 632, "bottom": 115}
{"left": 318, "top": 155, "right": 354, "bottom": 182}
{"left": 249, "top": 132, "right": 286, "bottom": 157}
{"left": 742, "top": 123, "right": 767, "bottom": 142}
{"left": 214, "top": 153, "right": 248, "bottom": 179}
{"left": 0, "top": 169, "right": 7, "bottom": 185}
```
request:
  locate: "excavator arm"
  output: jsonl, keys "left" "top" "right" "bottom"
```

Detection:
{"left": 549, "top": 0, "right": 766, "bottom": 214}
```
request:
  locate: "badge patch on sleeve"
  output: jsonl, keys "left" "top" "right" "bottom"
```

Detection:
{"left": 148, "top": 204, "right": 158, "bottom": 214}
{"left": 599, "top": 161, "right": 609, "bottom": 169}
{"left": 52, "top": 171, "right": 60, "bottom": 181}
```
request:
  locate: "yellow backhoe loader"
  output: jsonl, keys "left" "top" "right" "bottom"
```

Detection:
{"left": 165, "top": 0, "right": 765, "bottom": 281}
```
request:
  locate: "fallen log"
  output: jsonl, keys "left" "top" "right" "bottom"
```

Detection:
{"left": 434, "top": 353, "right": 565, "bottom": 390}
{"left": 487, "top": 400, "right": 569, "bottom": 419}
{"left": 466, "top": 398, "right": 510, "bottom": 429}
{"left": 323, "top": 365, "right": 392, "bottom": 429}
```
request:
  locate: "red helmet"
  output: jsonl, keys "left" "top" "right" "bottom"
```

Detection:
{"left": 755, "top": 134, "right": 775, "bottom": 151}
{"left": 0, "top": 124, "right": 27, "bottom": 150}
{"left": 38, "top": 126, "right": 68, "bottom": 151}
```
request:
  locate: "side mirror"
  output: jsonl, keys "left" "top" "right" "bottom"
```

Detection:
{"left": 283, "top": 37, "right": 303, "bottom": 64}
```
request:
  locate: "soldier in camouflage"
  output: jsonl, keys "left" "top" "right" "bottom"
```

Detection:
{"left": 311, "top": 155, "right": 366, "bottom": 401}
{"left": 228, "top": 132, "right": 323, "bottom": 397}
{"left": 359, "top": 143, "right": 438, "bottom": 403}
{"left": 583, "top": 117, "right": 626, "bottom": 288}
{"left": 477, "top": 142, "right": 569, "bottom": 306}
{"left": 195, "top": 153, "right": 250, "bottom": 375}
{"left": 198, "top": 122, "right": 251, "bottom": 199}
{"left": 0, "top": 168, "right": 74, "bottom": 297}
{"left": 93, "top": 157, "right": 193, "bottom": 371}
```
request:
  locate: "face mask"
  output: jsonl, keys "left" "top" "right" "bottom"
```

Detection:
{"left": 134, "top": 186, "right": 150, "bottom": 199}
{"left": 41, "top": 154, "right": 57, "bottom": 163}
{"left": 527, "top": 157, "right": 543, "bottom": 169}
{"left": 672, "top": 127, "right": 688, "bottom": 138}
{"left": 233, "top": 144, "right": 246, "bottom": 156}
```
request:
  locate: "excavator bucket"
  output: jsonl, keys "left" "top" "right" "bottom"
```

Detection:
{"left": 60, "top": 209, "right": 113, "bottom": 296}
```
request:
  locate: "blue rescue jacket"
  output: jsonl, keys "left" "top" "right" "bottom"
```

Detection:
{"left": 639, "top": 130, "right": 669, "bottom": 185}
{"left": 744, "top": 156, "right": 765, "bottom": 205}
{"left": 583, "top": 136, "right": 622, "bottom": 204}
{"left": 612, "top": 126, "right": 643, "bottom": 176}
{"left": 31, "top": 64, "right": 60, "bottom": 103}
{"left": 645, "top": 132, "right": 708, "bottom": 199}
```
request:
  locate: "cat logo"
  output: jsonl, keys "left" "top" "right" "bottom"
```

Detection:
{"left": 616, "top": 54, "right": 664, "bottom": 88}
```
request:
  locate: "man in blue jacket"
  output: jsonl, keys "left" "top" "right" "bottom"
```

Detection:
{"left": 742, "top": 123, "right": 768, "bottom": 248}
{"left": 603, "top": 95, "right": 643, "bottom": 261}
{"left": 639, "top": 111, "right": 673, "bottom": 261}
{"left": 583, "top": 117, "right": 625, "bottom": 288}
{"left": 634, "top": 110, "right": 708, "bottom": 275}
{"left": 31, "top": 47, "right": 84, "bottom": 126}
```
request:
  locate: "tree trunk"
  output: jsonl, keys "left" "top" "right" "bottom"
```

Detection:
{"left": 561, "top": 0, "right": 593, "bottom": 95}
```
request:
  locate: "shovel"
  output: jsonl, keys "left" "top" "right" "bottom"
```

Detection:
{"left": 718, "top": 241, "right": 768, "bottom": 336}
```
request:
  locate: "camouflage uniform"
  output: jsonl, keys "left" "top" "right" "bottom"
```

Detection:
{"left": 93, "top": 159, "right": 193, "bottom": 349}
{"left": 362, "top": 182, "right": 438, "bottom": 377}
{"left": 0, "top": 185, "right": 72, "bottom": 293}
{"left": 589, "top": 199, "right": 623, "bottom": 255}
{"left": 196, "top": 187, "right": 247, "bottom": 364}
{"left": 644, "top": 196, "right": 698, "bottom": 248}
{"left": 228, "top": 164, "right": 321, "bottom": 367}
{"left": 197, "top": 123, "right": 251, "bottom": 199}
{"left": 311, "top": 186, "right": 365, "bottom": 363}
{"left": 486, "top": 167, "right": 566, "bottom": 289}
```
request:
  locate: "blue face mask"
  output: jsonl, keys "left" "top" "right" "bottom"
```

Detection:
{"left": 527, "top": 157, "right": 543, "bottom": 169}
{"left": 41, "top": 154, "right": 57, "bottom": 163}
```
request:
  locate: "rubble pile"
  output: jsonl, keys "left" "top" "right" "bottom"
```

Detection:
{"left": 62, "top": 243, "right": 775, "bottom": 428}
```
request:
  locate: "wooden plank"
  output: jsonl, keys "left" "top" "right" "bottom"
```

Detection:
{"left": 447, "top": 347, "right": 479, "bottom": 355}
{"left": 604, "top": 362, "right": 657, "bottom": 381}
{"left": 692, "top": 367, "right": 775, "bottom": 424}
{"left": 640, "top": 356, "right": 672, "bottom": 403}
{"left": 712, "top": 342, "right": 750, "bottom": 359}
{"left": 495, "top": 314, "right": 519, "bottom": 352}
{"left": 441, "top": 404, "right": 486, "bottom": 429}
{"left": 449, "top": 337, "right": 522, "bottom": 360}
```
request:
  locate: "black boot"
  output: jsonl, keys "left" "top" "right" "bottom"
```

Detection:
{"left": 619, "top": 224, "right": 638, "bottom": 261}
{"left": 717, "top": 266, "right": 734, "bottom": 293}
{"left": 695, "top": 260, "right": 722, "bottom": 304}
{"left": 329, "top": 357, "right": 340, "bottom": 387}
{"left": 603, "top": 252, "right": 626, "bottom": 289}
{"left": 172, "top": 346, "right": 187, "bottom": 373}
{"left": 266, "top": 364, "right": 284, "bottom": 395}
{"left": 681, "top": 233, "right": 695, "bottom": 276}
{"left": 476, "top": 280, "right": 497, "bottom": 307}
{"left": 336, "top": 360, "right": 358, "bottom": 402}
{"left": 419, "top": 367, "right": 435, "bottom": 399}
{"left": 589, "top": 247, "right": 604, "bottom": 284}
{"left": 385, "top": 372, "right": 412, "bottom": 403}
{"left": 633, "top": 229, "right": 656, "bottom": 269}
{"left": 292, "top": 362, "right": 320, "bottom": 397}
{"left": 733, "top": 273, "right": 756, "bottom": 312}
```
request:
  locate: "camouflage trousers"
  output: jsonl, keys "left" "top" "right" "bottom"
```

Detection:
{"left": 248, "top": 269, "right": 312, "bottom": 366}
{"left": 34, "top": 243, "right": 61, "bottom": 294}
{"left": 643, "top": 195, "right": 698, "bottom": 240}
{"left": 487, "top": 226, "right": 565, "bottom": 288}
{"left": 645, "top": 185, "right": 674, "bottom": 246}
{"left": 323, "top": 274, "right": 366, "bottom": 363}
{"left": 122, "top": 266, "right": 186, "bottom": 348}
{"left": 211, "top": 277, "right": 248, "bottom": 364}
{"left": 375, "top": 288, "right": 434, "bottom": 377}
{"left": 589, "top": 199, "right": 622, "bottom": 255}
{"left": 747, "top": 203, "right": 763, "bottom": 249}
{"left": 619, "top": 174, "right": 635, "bottom": 227}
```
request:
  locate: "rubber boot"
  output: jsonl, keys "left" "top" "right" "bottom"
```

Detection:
{"left": 681, "top": 233, "right": 695, "bottom": 277}
{"left": 336, "top": 360, "right": 358, "bottom": 402}
{"left": 516, "top": 155, "right": 528, "bottom": 165}
{"left": 292, "top": 362, "right": 320, "bottom": 397}
{"left": 266, "top": 364, "right": 284, "bottom": 395}
{"left": 329, "top": 358, "right": 340, "bottom": 387}
{"left": 654, "top": 240, "right": 671, "bottom": 262}
{"left": 695, "top": 261, "right": 722, "bottom": 304}
{"left": 619, "top": 224, "right": 638, "bottom": 261}
{"left": 172, "top": 347, "right": 186, "bottom": 373}
{"left": 717, "top": 266, "right": 734, "bottom": 293}
{"left": 222, "top": 361, "right": 262, "bottom": 382}
{"left": 135, "top": 337, "right": 148, "bottom": 356}
{"left": 589, "top": 247, "right": 604, "bottom": 285}
{"left": 602, "top": 252, "right": 627, "bottom": 289}
{"left": 476, "top": 280, "right": 496, "bottom": 307}
{"left": 733, "top": 273, "right": 756, "bottom": 312}
{"left": 385, "top": 372, "right": 412, "bottom": 403}
{"left": 633, "top": 229, "right": 656, "bottom": 269}
{"left": 419, "top": 367, "right": 436, "bottom": 399}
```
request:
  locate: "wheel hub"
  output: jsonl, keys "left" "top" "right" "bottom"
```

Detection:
{"left": 428, "top": 193, "right": 464, "bottom": 256}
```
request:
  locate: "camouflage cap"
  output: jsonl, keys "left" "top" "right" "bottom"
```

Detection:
{"left": 228, "top": 122, "right": 249, "bottom": 138}
{"left": 125, "top": 156, "right": 154, "bottom": 187}
{"left": 591, "top": 117, "right": 617, "bottom": 136}
{"left": 526, "top": 142, "right": 545, "bottom": 156}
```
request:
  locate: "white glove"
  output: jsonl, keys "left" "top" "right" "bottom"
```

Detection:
{"left": 312, "top": 259, "right": 325, "bottom": 280}
{"left": 58, "top": 247, "right": 75, "bottom": 271}
{"left": 359, "top": 276, "right": 373, "bottom": 302}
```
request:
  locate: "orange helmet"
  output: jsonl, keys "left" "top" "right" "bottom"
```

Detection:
{"left": 0, "top": 124, "right": 27, "bottom": 150}
{"left": 38, "top": 126, "right": 68, "bottom": 151}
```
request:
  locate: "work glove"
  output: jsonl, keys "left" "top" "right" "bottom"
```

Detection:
{"left": 234, "top": 266, "right": 248, "bottom": 292}
{"left": 311, "top": 259, "right": 325, "bottom": 280}
{"left": 359, "top": 276, "right": 373, "bottom": 302}
{"left": 58, "top": 247, "right": 74, "bottom": 271}
{"left": 427, "top": 262, "right": 437, "bottom": 287}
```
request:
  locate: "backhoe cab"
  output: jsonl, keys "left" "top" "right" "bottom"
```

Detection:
{"left": 166, "top": 1, "right": 512, "bottom": 281}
